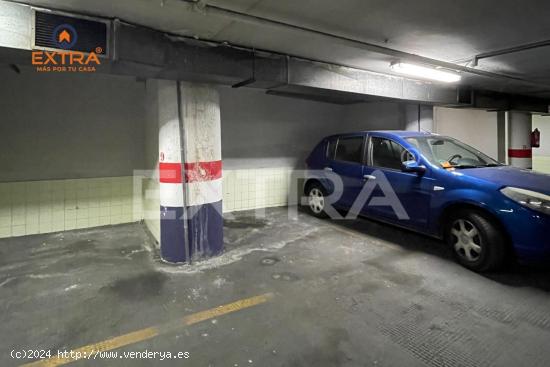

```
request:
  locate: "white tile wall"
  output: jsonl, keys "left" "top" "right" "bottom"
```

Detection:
{"left": 0, "top": 169, "right": 295, "bottom": 239}
{"left": 0, "top": 177, "right": 142, "bottom": 238}
{"left": 222, "top": 168, "right": 292, "bottom": 213}
{"left": 142, "top": 177, "right": 160, "bottom": 242}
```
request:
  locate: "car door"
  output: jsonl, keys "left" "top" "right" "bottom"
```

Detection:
{"left": 362, "top": 135, "right": 433, "bottom": 230}
{"left": 325, "top": 135, "right": 367, "bottom": 209}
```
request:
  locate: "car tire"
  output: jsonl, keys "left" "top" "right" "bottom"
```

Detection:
{"left": 446, "top": 210, "right": 506, "bottom": 272}
{"left": 306, "top": 183, "right": 329, "bottom": 218}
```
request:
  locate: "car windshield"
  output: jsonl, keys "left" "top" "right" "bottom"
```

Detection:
{"left": 406, "top": 136, "right": 500, "bottom": 168}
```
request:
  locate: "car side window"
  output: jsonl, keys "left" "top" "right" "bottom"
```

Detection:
{"left": 334, "top": 136, "right": 364, "bottom": 164}
{"left": 326, "top": 138, "right": 337, "bottom": 160}
{"left": 370, "top": 137, "right": 414, "bottom": 170}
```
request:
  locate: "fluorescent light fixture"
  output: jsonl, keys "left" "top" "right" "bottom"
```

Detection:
{"left": 390, "top": 62, "right": 461, "bottom": 83}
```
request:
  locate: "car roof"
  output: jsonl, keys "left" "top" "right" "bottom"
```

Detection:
{"left": 324, "top": 130, "right": 438, "bottom": 139}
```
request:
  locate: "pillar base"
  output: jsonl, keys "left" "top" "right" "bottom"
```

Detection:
{"left": 186, "top": 200, "right": 224, "bottom": 259}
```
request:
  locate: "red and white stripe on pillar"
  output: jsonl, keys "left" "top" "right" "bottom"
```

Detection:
{"left": 158, "top": 160, "right": 222, "bottom": 193}
{"left": 184, "top": 160, "right": 223, "bottom": 205}
{"left": 508, "top": 111, "right": 533, "bottom": 169}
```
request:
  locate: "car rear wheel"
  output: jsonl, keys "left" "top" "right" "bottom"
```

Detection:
{"left": 446, "top": 210, "right": 506, "bottom": 272}
{"left": 307, "top": 183, "right": 328, "bottom": 218}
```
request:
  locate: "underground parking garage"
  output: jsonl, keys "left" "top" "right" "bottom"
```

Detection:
{"left": 1, "top": 0, "right": 550, "bottom": 366}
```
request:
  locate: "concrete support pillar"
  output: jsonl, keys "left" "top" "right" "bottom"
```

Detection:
{"left": 179, "top": 82, "right": 223, "bottom": 260}
{"left": 508, "top": 111, "right": 532, "bottom": 169}
{"left": 403, "top": 104, "right": 434, "bottom": 132}
{"left": 496, "top": 111, "right": 506, "bottom": 163}
{"left": 158, "top": 80, "right": 223, "bottom": 263}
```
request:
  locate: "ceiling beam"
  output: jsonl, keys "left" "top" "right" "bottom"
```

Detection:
{"left": 0, "top": 0, "right": 548, "bottom": 112}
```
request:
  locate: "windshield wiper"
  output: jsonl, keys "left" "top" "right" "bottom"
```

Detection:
{"left": 453, "top": 164, "right": 479, "bottom": 169}
{"left": 453, "top": 163, "right": 502, "bottom": 169}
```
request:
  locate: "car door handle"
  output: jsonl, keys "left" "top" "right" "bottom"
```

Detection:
{"left": 324, "top": 167, "right": 333, "bottom": 172}
{"left": 363, "top": 175, "right": 376, "bottom": 180}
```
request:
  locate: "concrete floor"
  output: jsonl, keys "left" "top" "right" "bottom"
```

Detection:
{"left": 1, "top": 207, "right": 550, "bottom": 367}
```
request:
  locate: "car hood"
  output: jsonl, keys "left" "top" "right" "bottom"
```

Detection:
{"left": 458, "top": 166, "right": 550, "bottom": 195}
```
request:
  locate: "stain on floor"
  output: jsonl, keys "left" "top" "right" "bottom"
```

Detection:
{"left": 1, "top": 208, "right": 550, "bottom": 367}
{"left": 101, "top": 272, "right": 169, "bottom": 300}
{"left": 223, "top": 217, "right": 269, "bottom": 229}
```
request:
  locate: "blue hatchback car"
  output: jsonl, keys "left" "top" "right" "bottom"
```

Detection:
{"left": 304, "top": 131, "right": 550, "bottom": 272}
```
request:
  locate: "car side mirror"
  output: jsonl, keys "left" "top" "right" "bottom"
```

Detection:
{"left": 402, "top": 160, "right": 426, "bottom": 174}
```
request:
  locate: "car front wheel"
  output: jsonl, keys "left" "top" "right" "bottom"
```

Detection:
{"left": 446, "top": 210, "right": 506, "bottom": 272}
{"left": 307, "top": 184, "right": 328, "bottom": 218}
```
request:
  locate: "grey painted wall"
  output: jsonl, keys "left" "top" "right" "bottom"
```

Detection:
{"left": 404, "top": 104, "right": 434, "bottom": 132}
{"left": 0, "top": 68, "right": 146, "bottom": 182}
{"left": 144, "top": 80, "right": 160, "bottom": 171}
{"left": 219, "top": 87, "right": 422, "bottom": 169}
{"left": 533, "top": 115, "right": 550, "bottom": 157}
{"left": 344, "top": 101, "right": 406, "bottom": 131}
{"left": 219, "top": 86, "right": 345, "bottom": 169}
{"left": 0, "top": 72, "right": 433, "bottom": 183}
{"left": 434, "top": 107, "right": 499, "bottom": 160}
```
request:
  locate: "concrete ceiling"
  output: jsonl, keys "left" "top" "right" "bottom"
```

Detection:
{"left": 15, "top": 0, "right": 550, "bottom": 99}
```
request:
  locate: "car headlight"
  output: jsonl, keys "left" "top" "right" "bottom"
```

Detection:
{"left": 500, "top": 187, "right": 550, "bottom": 215}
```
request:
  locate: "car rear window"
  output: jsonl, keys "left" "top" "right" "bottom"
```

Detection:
{"left": 334, "top": 136, "right": 363, "bottom": 164}
{"left": 326, "top": 138, "right": 337, "bottom": 160}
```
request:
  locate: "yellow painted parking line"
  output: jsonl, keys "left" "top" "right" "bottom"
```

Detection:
{"left": 21, "top": 293, "right": 274, "bottom": 367}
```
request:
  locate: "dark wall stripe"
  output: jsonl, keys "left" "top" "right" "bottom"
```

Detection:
{"left": 187, "top": 201, "right": 224, "bottom": 258}
{"left": 160, "top": 206, "right": 186, "bottom": 263}
{"left": 160, "top": 202, "right": 224, "bottom": 263}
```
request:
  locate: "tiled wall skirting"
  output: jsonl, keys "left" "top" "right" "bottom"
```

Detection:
{"left": 141, "top": 176, "right": 160, "bottom": 242}
{"left": 3, "top": 162, "right": 545, "bottom": 240}
{"left": 222, "top": 168, "right": 292, "bottom": 213}
{"left": 0, "top": 177, "right": 141, "bottom": 238}
{"left": 0, "top": 168, "right": 296, "bottom": 239}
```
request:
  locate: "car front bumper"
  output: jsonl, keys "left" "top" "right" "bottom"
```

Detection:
{"left": 502, "top": 206, "right": 550, "bottom": 264}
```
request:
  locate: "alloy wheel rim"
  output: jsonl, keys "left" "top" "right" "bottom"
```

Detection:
{"left": 309, "top": 188, "right": 325, "bottom": 214}
{"left": 451, "top": 219, "right": 482, "bottom": 262}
